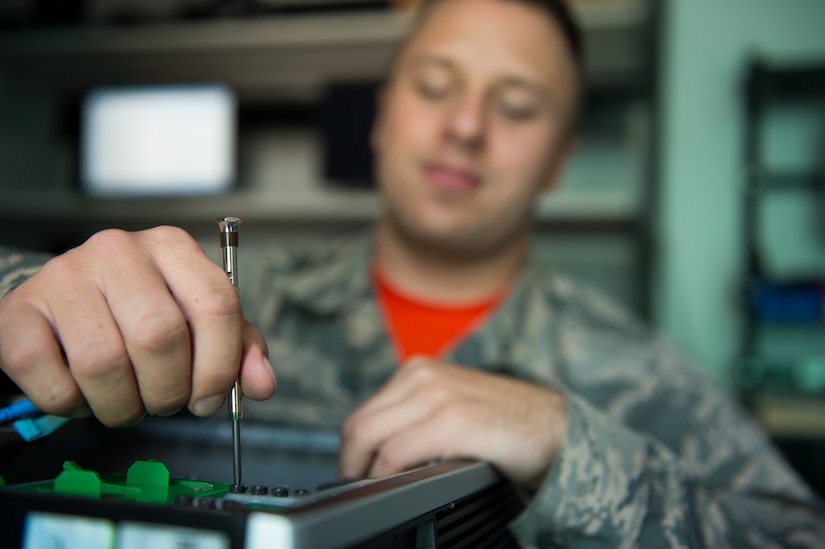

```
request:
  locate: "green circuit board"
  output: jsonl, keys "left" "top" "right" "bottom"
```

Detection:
{"left": 10, "top": 460, "right": 231, "bottom": 505}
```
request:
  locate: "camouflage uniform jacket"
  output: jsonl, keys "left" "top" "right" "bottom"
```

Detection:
{"left": 2, "top": 232, "right": 824, "bottom": 547}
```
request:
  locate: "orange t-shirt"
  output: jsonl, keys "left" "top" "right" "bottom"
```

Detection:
{"left": 373, "top": 270, "right": 505, "bottom": 364}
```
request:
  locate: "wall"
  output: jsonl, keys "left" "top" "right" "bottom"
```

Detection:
{"left": 657, "top": 0, "right": 825, "bottom": 385}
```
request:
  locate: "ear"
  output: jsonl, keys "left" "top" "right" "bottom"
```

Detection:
{"left": 542, "top": 137, "right": 576, "bottom": 192}
{"left": 370, "top": 85, "right": 389, "bottom": 154}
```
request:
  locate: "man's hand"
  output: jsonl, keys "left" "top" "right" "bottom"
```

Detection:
{"left": 339, "top": 357, "right": 567, "bottom": 491}
{"left": 0, "top": 226, "right": 276, "bottom": 427}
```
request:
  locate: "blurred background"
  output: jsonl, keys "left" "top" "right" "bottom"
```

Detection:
{"left": 0, "top": 0, "right": 824, "bottom": 491}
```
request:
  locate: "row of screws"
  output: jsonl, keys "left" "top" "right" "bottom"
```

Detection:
{"left": 229, "top": 484, "right": 311, "bottom": 497}
{"left": 174, "top": 485, "right": 312, "bottom": 508}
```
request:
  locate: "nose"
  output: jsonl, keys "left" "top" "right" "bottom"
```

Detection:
{"left": 443, "top": 91, "right": 487, "bottom": 152}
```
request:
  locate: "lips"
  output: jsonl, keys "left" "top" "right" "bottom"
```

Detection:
{"left": 423, "top": 162, "right": 481, "bottom": 191}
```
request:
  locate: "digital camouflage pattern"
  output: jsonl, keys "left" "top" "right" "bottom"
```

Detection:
{"left": 2, "top": 233, "right": 824, "bottom": 547}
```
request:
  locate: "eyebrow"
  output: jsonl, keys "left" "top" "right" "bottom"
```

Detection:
{"left": 406, "top": 54, "right": 455, "bottom": 74}
{"left": 498, "top": 78, "right": 550, "bottom": 102}
{"left": 406, "top": 54, "right": 551, "bottom": 100}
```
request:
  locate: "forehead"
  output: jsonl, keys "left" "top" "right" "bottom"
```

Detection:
{"left": 397, "top": 0, "right": 577, "bottom": 93}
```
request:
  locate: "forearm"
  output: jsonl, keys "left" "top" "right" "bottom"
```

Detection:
{"left": 510, "top": 393, "right": 825, "bottom": 548}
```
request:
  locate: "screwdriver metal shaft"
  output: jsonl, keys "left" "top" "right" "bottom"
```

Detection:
{"left": 216, "top": 216, "right": 243, "bottom": 488}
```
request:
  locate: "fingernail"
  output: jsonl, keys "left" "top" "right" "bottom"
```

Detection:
{"left": 193, "top": 395, "right": 225, "bottom": 416}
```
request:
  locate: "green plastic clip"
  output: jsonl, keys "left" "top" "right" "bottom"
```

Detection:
{"left": 54, "top": 462, "right": 144, "bottom": 499}
{"left": 126, "top": 460, "right": 170, "bottom": 503}
{"left": 54, "top": 462, "right": 102, "bottom": 498}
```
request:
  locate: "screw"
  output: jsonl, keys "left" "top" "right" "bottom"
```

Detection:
{"left": 229, "top": 484, "right": 247, "bottom": 494}
{"left": 195, "top": 497, "right": 217, "bottom": 509}
{"left": 250, "top": 484, "right": 268, "bottom": 495}
{"left": 271, "top": 486, "right": 289, "bottom": 497}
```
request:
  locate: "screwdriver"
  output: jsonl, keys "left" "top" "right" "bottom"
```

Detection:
{"left": 216, "top": 216, "right": 244, "bottom": 491}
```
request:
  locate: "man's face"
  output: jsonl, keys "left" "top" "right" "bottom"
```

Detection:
{"left": 372, "top": 0, "right": 578, "bottom": 257}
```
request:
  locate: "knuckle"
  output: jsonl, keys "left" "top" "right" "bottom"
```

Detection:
{"left": 407, "top": 359, "right": 440, "bottom": 384}
{"left": 85, "top": 228, "right": 132, "bottom": 254}
{"left": 0, "top": 340, "right": 43, "bottom": 376}
{"left": 128, "top": 309, "right": 189, "bottom": 354}
{"left": 37, "top": 390, "right": 85, "bottom": 417}
{"left": 143, "top": 225, "right": 199, "bottom": 253}
{"left": 68, "top": 339, "right": 129, "bottom": 377}
{"left": 39, "top": 251, "right": 81, "bottom": 281}
{"left": 150, "top": 225, "right": 190, "bottom": 243}
{"left": 427, "top": 384, "right": 453, "bottom": 403}
{"left": 438, "top": 400, "right": 471, "bottom": 428}
{"left": 194, "top": 285, "right": 241, "bottom": 319}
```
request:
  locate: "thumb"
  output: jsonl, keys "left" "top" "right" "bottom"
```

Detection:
{"left": 239, "top": 320, "right": 276, "bottom": 401}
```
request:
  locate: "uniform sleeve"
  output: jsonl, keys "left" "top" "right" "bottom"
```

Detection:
{"left": 509, "top": 389, "right": 825, "bottom": 548}
{"left": 0, "top": 247, "right": 52, "bottom": 300}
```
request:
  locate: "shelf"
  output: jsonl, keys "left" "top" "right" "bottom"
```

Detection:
{"left": 0, "top": 189, "right": 379, "bottom": 225}
{"left": 747, "top": 169, "right": 824, "bottom": 192}
{"left": 737, "top": 356, "right": 825, "bottom": 403}
{"left": 0, "top": 187, "right": 641, "bottom": 225}
{"left": 748, "top": 393, "right": 825, "bottom": 440}
{"left": 0, "top": 0, "right": 651, "bottom": 98}
{"left": 747, "top": 59, "right": 825, "bottom": 105}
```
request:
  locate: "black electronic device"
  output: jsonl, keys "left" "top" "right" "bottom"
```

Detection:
{"left": 0, "top": 457, "right": 523, "bottom": 548}
{"left": 321, "top": 82, "right": 379, "bottom": 188}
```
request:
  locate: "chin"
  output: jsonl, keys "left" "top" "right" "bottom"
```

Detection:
{"left": 397, "top": 219, "right": 497, "bottom": 259}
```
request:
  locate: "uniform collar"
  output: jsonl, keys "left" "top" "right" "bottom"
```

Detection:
{"left": 278, "top": 231, "right": 559, "bottom": 341}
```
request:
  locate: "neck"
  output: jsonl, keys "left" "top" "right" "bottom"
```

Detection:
{"left": 373, "top": 219, "right": 529, "bottom": 304}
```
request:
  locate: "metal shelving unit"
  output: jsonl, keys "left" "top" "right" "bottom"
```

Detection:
{"left": 0, "top": 0, "right": 660, "bottom": 315}
{"left": 0, "top": 1, "right": 649, "bottom": 99}
{"left": 738, "top": 57, "right": 825, "bottom": 438}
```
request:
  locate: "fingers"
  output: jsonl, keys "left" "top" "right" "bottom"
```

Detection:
{"left": 346, "top": 355, "right": 430, "bottom": 419}
{"left": 124, "top": 227, "right": 278, "bottom": 415}
{"left": 361, "top": 413, "right": 463, "bottom": 478}
{"left": 339, "top": 358, "right": 568, "bottom": 489}
{"left": 0, "top": 298, "right": 89, "bottom": 418}
{"left": 0, "top": 226, "right": 263, "bottom": 426}
{"left": 51, "top": 265, "right": 145, "bottom": 426}
{"left": 130, "top": 226, "right": 247, "bottom": 417}
{"left": 83, "top": 236, "right": 192, "bottom": 422}
{"left": 340, "top": 358, "right": 449, "bottom": 478}
{"left": 340, "top": 384, "right": 441, "bottom": 478}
